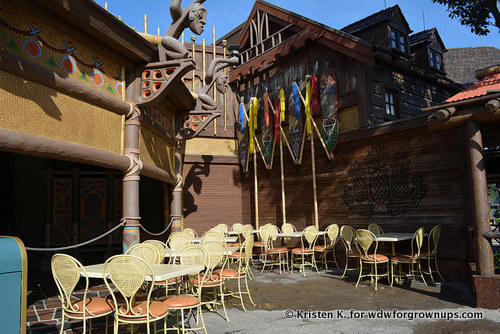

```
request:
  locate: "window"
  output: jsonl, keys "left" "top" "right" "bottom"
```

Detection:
{"left": 429, "top": 49, "right": 443, "bottom": 71}
{"left": 384, "top": 90, "right": 399, "bottom": 119}
{"left": 390, "top": 28, "right": 408, "bottom": 54}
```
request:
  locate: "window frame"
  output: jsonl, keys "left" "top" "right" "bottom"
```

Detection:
{"left": 383, "top": 89, "right": 400, "bottom": 120}
{"left": 389, "top": 28, "right": 408, "bottom": 54}
{"left": 428, "top": 48, "right": 443, "bottom": 71}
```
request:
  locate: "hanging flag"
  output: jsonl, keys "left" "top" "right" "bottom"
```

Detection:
{"left": 239, "top": 103, "right": 245, "bottom": 133}
{"left": 274, "top": 96, "right": 280, "bottom": 143}
{"left": 249, "top": 98, "right": 254, "bottom": 153}
{"left": 252, "top": 97, "right": 258, "bottom": 130}
{"left": 292, "top": 82, "right": 300, "bottom": 121}
{"left": 305, "top": 81, "right": 312, "bottom": 138}
{"left": 280, "top": 88, "right": 286, "bottom": 122}
{"left": 264, "top": 91, "right": 270, "bottom": 127}
{"left": 311, "top": 76, "right": 319, "bottom": 115}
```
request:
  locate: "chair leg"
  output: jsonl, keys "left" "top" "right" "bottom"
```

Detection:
{"left": 341, "top": 253, "right": 349, "bottom": 278}
{"left": 434, "top": 257, "right": 445, "bottom": 281}
{"left": 355, "top": 259, "right": 363, "bottom": 287}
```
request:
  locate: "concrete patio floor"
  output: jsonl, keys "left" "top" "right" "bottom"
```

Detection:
{"left": 27, "top": 266, "right": 500, "bottom": 333}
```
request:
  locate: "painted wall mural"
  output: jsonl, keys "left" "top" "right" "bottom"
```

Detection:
{"left": 342, "top": 145, "right": 427, "bottom": 217}
{"left": 0, "top": 2, "right": 122, "bottom": 98}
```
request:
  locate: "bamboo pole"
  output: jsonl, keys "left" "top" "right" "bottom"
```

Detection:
{"left": 253, "top": 145, "right": 259, "bottom": 229}
{"left": 297, "top": 88, "right": 331, "bottom": 159}
{"left": 267, "top": 94, "right": 286, "bottom": 224}
{"left": 144, "top": 14, "right": 147, "bottom": 34}
{"left": 212, "top": 27, "right": 217, "bottom": 135}
{"left": 223, "top": 40, "right": 228, "bottom": 132}
{"left": 120, "top": 66, "right": 126, "bottom": 155}
{"left": 191, "top": 36, "right": 196, "bottom": 92}
{"left": 157, "top": 27, "right": 160, "bottom": 36}
{"left": 310, "top": 123, "right": 319, "bottom": 228}
{"left": 202, "top": 39, "right": 206, "bottom": 86}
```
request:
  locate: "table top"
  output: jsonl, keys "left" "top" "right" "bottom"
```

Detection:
{"left": 82, "top": 263, "right": 204, "bottom": 281}
{"left": 166, "top": 246, "right": 239, "bottom": 257}
{"left": 191, "top": 236, "right": 238, "bottom": 243}
{"left": 375, "top": 232, "right": 417, "bottom": 242}
{"left": 271, "top": 231, "right": 326, "bottom": 238}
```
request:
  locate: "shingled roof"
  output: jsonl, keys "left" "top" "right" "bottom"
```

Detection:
{"left": 445, "top": 47, "right": 500, "bottom": 86}
{"left": 409, "top": 28, "right": 445, "bottom": 50}
{"left": 342, "top": 5, "right": 410, "bottom": 35}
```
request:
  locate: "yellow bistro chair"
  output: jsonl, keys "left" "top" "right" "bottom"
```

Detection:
{"left": 51, "top": 253, "right": 114, "bottom": 334}
{"left": 354, "top": 229, "right": 390, "bottom": 290}
{"left": 103, "top": 255, "right": 169, "bottom": 334}
{"left": 421, "top": 225, "right": 445, "bottom": 283}
{"left": 314, "top": 224, "right": 340, "bottom": 270}
{"left": 162, "top": 244, "right": 209, "bottom": 334}
{"left": 217, "top": 235, "right": 256, "bottom": 311}
{"left": 390, "top": 227, "right": 427, "bottom": 286}
{"left": 291, "top": 226, "right": 320, "bottom": 276}
{"left": 260, "top": 225, "right": 289, "bottom": 274}
{"left": 368, "top": 223, "right": 384, "bottom": 235}
{"left": 127, "top": 243, "right": 161, "bottom": 264}
{"left": 183, "top": 228, "right": 198, "bottom": 238}
{"left": 340, "top": 225, "right": 360, "bottom": 278}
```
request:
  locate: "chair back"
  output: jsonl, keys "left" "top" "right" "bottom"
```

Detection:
{"left": 259, "top": 225, "right": 271, "bottom": 249}
{"left": 201, "top": 230, "right": 225, "bottom": 243}
{"left": 183, "top": 228, "right": 198, "bottom": 238}
{"left": 231, "top": 223, "right": 244, "bottom": 232}
{"left": 143, "top": 240, "right": 167, "bottom": 262}
{"left": 411, "top": 227, "right": 425, "bottom": 258}
{"left": 281, "top": 223, "right": 296, "bottom": 233}
{"left": 340, "top": 225, "right": 356, "bottom": 252}
{"left": 354, "top": 229, "right": 377, "bottom": 257}
{"left": 241, "top": 225, "right": 253, "bottom": 240}
{"left": 201, "top": 241, "right": 227, "bottom": 275}
{"left": 176, "top": 245, "right": 209, "bottom": 295}
{"left": 368, "top": 223, "right": 384, "bottom": 235}
{"left": 51, "top": 254, "right": 88, "bottom": 315}
{"left": 168, "top": 233, "right": 192, "bottom": 254}
{"left": 103, "top": 255, "right": 155, "bottom": 320}
{"left": 267, "top": 224, "right": 280, "bottom": 244}
{"left": 241, "top": 235, "right": 255, "bottom": 272}
{"left": 215, "top": 223, "right": 229, "bottom": 233}
{"left": 325, "top": 224, "right": 339, "bottom": 247}
{"left": 428, "top": 225, "right": 442, "bottom": 256}
{"left": 128, "top": 243, "right": 160, "bottom": 264}
{"left": 302, "top": 226, "right": 319, "bottom": 250}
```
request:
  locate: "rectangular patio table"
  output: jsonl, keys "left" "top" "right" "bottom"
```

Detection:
{"left": 81, "top": 263, "right": 204, "bottom": 281}
{"left": 166, "top": 246, "right": 239, "bottom": 258}
{"left": 375, "top": 232, "right": 422, "bottom": 255}
{"left": 271, "top": 231, "right": 326, "bottom": 238}
{"left": 191, "top": 236, "right": 238, "bottom": 243}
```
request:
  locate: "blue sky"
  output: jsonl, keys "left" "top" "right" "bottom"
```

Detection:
{"left": 96, "top": 0, "right": 499, "bottom": 49}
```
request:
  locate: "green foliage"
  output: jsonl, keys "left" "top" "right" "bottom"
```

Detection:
{"left": 431, "top": 0, "right": 500, "bottom": 35}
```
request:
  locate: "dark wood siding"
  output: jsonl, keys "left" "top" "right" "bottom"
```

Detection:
{"left": 240, "top": 123, "right": 470, "bottom": 281}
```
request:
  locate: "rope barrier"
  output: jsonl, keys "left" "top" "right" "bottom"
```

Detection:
{"left": 139, "top": 217, "right": 175, "bottom": 236}
{"left": 25, "top": 221, "right": 125, "bottom": 252}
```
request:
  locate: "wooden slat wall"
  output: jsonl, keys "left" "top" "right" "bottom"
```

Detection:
{"left": 241, "top": 125, "right": 470, "bottom": 281}
{"left": 182, "top": 160, "right": 247, "bottom": 234}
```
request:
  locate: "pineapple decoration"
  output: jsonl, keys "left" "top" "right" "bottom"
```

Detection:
{"left": 367, "top": 145, "right": 391, "bottom": 210}
{"left": 390, "top": 152, "right": 410, "bottom": 200}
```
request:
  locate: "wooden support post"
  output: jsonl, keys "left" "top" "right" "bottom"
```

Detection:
{"left": 191, "top": 36, "right": 196, "bottom": 92}
{"left": 122, "top": 103, "right": 142, "bottom": 253}
{"left": 223, "top": 40, "right": 228, "bottom": 132}
{"left": 465, "top": 120, "right": 495, "bottom": 275}
{"left": 170, "top": 141, "right": 185, "bottom": 233}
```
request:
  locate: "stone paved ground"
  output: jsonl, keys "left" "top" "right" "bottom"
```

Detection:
{"left": 27, "top": 266, "right": 500, "bottom": 333}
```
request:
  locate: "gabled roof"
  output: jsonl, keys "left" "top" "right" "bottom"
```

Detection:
{"left": 409, "top": 28, "right": 446, "bottom": 51}
{"left": 342, "top": 5, "right": 411, "bottom": 35}
{"left": 445, "top": 69, "right": 500, "bottom": 103}
{"left": 229, "top": 0, "right": 373, "bottom": 81}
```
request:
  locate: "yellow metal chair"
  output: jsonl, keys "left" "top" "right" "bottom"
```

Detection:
{"left": 340, "top": 225, "right": 360, "bottom": 278}
{"left": 51, "top": 253, "right": 114, "bottom": 334}
{"left": 314, "top": 224, "right": 340, "bottom": 270}
{"left": 231, "top": 223, "right": 244, "bottom": 232}
{"left": 200, "top": 230, "right": 225, "bottom": 243}
{"left": 291, "top": 226, "right": 320, "bottom": 276}
{"left": 217, "top": 235, "right": 256, "bottom": 311}
{"left": 143, "top": 240, "right": 167, "bottom": 263}
{"left": 199, "top": 240, "right": 230, "bottom": 321}
{"left": 103, "top": 255, "right": 169, "bottom": 334}
{"left": 128, "top": 243, "right": 160, "bottom": 264}
{"left": 183, "top": 228, "right": 198, "bottom": 238}
{"left": 368, "top": 223, "right": 384, "bottom": 235}
{"left": 421, "top": 225, "right": 445, "bottom": 283}
{"left": 168, "top": 233, "right": 193, "bottom": 258}
{"left": 260, "top": 225, "right": 289, "bottom": 274}
{"left": 390, "top": 227, "right": 427, "bottom": 286}
{"left": 162, "top": 245, "right": 209, "bottom": 334}
{"left": 354, "top": 229, "right": 390, "bottom": 290}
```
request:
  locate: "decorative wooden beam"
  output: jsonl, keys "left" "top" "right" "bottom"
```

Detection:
{"left": 485, "top": 98, "right": 500, "bottom": 113}
{"left": 435, "top": 107, "right": 456, "bottom": 120}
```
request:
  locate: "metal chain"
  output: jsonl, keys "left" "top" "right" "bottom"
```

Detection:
{"left": 25, "top": 221, "right": 125, "bottom": 252}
